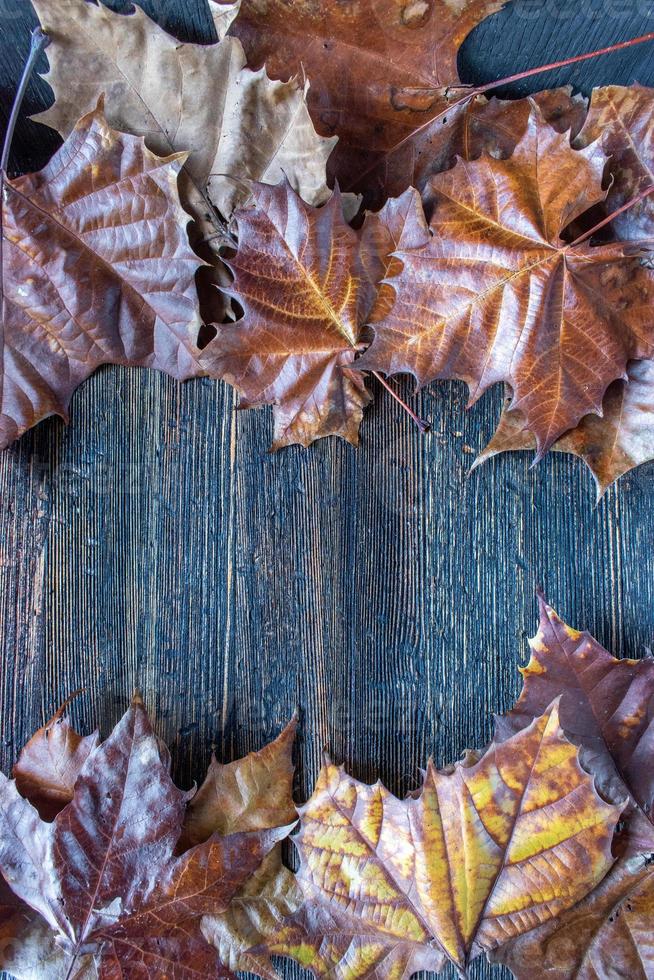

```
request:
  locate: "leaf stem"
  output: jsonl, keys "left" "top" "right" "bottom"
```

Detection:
{"left": 0, "top": 27, "right": 50, "bottom": 176}
{"left": 348, "top": 31, "right": 654, "bottom": 191}
{"left": 567, "top": 185, "right": 654, "bottom": 248}
{"left": 460, "top": 32, "right": 654, "bottom": 98}
{"left": 372, "top": 371, "right": 431, "bottom": 433}
{"left": 1, "top": 27, "right": 50, "bottom": 343}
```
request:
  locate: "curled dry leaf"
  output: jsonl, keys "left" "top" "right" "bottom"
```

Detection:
{"left": 181, "top": 717, "right": 298, "bottom": 847}
{"left": 475, "top": 362, "right": 654, "bottom": 498}
{"left": 12, "top": 693, "right": 99, "bottom": 822}
{"left": 496, "top": 593, "right": 654, "bottom": 825}
{"left": 230, "top": 0, "right": 507, "bottom": 205}
{"left": 491, "top": 811, "right": 654, "bottom": 979}
{"left": 32, "top": 0, "right": 336, "bottom": 243}
{"left": 255, "top": 703, "right": 620, "bottom": 977}
{"left": 0, "top": 695, "right": 289, "bottom": 978}
{"left": 1, "top": 105, "right": 204, "bottom": 451}
{"left": 358, "top": 106, "right": 654, "bottom": 455}
{"left": 201, "top": 182, "right": 427, "bottom": 448}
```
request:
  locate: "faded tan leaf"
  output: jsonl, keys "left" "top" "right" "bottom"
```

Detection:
{"left": 32, "top": 0, "right": 336, "bottom": 243}
{"left": 180, "top": 720, "right": 300, "bottom": 980}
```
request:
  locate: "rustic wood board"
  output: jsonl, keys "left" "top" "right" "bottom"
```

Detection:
{"left": 1, "top": 2, "right": 654, "bottom": 977}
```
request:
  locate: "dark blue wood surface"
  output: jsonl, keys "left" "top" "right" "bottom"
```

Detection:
{"left": 1, "top": 2, "right": 654, "bottom": 977}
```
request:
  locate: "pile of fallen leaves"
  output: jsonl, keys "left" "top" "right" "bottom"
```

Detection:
{"left": 0, "top": 594, "right": 651, "bottom": 979}
{"left": 2, "top": 0, "right": 654, "bottom": 494}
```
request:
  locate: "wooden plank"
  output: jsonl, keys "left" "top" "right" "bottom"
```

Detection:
{"left": 1, "top": 2, "right": 654, "bottom": 977}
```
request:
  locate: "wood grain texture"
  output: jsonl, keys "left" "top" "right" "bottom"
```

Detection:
{"left": 1, "top": 2, "right": 654, "bottom": 978}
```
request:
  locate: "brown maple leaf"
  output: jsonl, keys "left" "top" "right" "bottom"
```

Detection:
{"left": 1, "top": 104, "right": 204, "bottom": 451}
{"left": 253, "top": 703, "right": 620, "bottom": 977}
{"left": 230, "top": 0, "right": 507, "bottom": 206}
{"left": 358, "top": 105, "right": 654, "bottom": 454}
{"left": 0, "top": 695, "right": 290, "bottom": 978}
{"left": 475, "top": 362, "right": 654, "bottom": 497}
{"left": 496, "top": 593, "right": 654, "bottom": 825}
{"left": 180, "top": 719, "right": 301, "bottom": 980}
{"left": 420, "top": 87, "right": 588, "bottom": 217}
{"left": 491, "top": 811, "right": 654, "bottom": 979}
{"left": 201, "top": 182, "right": 427, "bottom": 448}
{"left": 473, "top": 85, "right": 654, "bottom": 489}
{"left": 12, "top": 693, "right": 99, "bottom": 822}
{"left": 576, "top": 84, "right": 654, "bottom": 241}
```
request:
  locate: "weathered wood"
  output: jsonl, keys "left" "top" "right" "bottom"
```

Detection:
{"left": 1, "top": 2, "right": 654, "bottom": 977}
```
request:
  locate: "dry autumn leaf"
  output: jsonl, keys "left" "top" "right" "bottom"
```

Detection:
{"left": 496, "top": 593, "right": 654, "bottom": 825}
{"left": 0, "top": 694, "right": 291, "bottom": 978}
{"left": 12, "top": 693, "right": 99, "bottom": 822}
{"left": 229, "top": 0, "right": 507, "bottom": 205}
{"left": 492, "top": 810, "right": 654, "bottom": 979}
{"left": 201, "top": 182, "right": 427, "bottom": 448}
{"left": 181, "top": 719, "right": 301, "bottom": 980}
{"left": 358, "top": 105, "right": 654, "bottom": 454}
{"left": 475, "top": 362, "right": 654, "bottom": 498}
{"left": 0, "top": 103, "right": 204, "bottom": 451}
{"left": 576, "top": 83, "right": 654, "bottom": 241}
{"left": 32, "top": 0, "right": 337, "bottom": 246}
{"left": 254, "top": 703, "right": 620, "bottom": 977}
{"left": 476, "top": 85, "right": 654, "bottom": 490}
{"left": 419, "top": 87, "right": 588, "bottom": 216}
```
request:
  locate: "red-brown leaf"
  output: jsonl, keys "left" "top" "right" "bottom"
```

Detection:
{"left": 230, "top": 0, "right": 507, "bottom": 206}
{"left": 12, "top": 694, "right": 99, "bottom": 822}
{"left": 358, "top": 106, "right": 654, "bottom": 454}
{"left": 496, "top": 593, "right": 654, "bottom": 823}
{"left": 201, "top": 182, "right": 426, "bottom": 448}
{"left": 1, "top": 104, "right": 204, "bottom": 450}
{"left": 0, "top": 696, "right": 288, "bottom": 978}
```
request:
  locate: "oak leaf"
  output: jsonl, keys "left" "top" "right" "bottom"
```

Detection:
{"left": 1, "top": 104, "right": 203, "bottom": 451}
{"left": 201, "top": 182, "right": 427, "bottom": 448}
{"left": 475, "top": 363, "right": 654, "bottom": 498}
{"left": 491, "top": 811, "right": 654, "bottom": 979}
{"left": 496, "top": 593, "right": 654, "bottom": 824}
{"left": 32, "top": 0, "right": 337, "bottom": 246}
{"left": 230, "top": 0, "right": 507, "bottom": 206}
{"left": 255, "top": 703, "right": 620, "bottom": 977}
{"left": 358, "top": 106, "right": 654, "bottom": 454}
{"left": 0, "top": 694, "right": 289, "bottom": 978}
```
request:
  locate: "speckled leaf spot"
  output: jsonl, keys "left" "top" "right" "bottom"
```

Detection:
{"left": 253, "top": 702, "right": 620, "bottom": 977}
